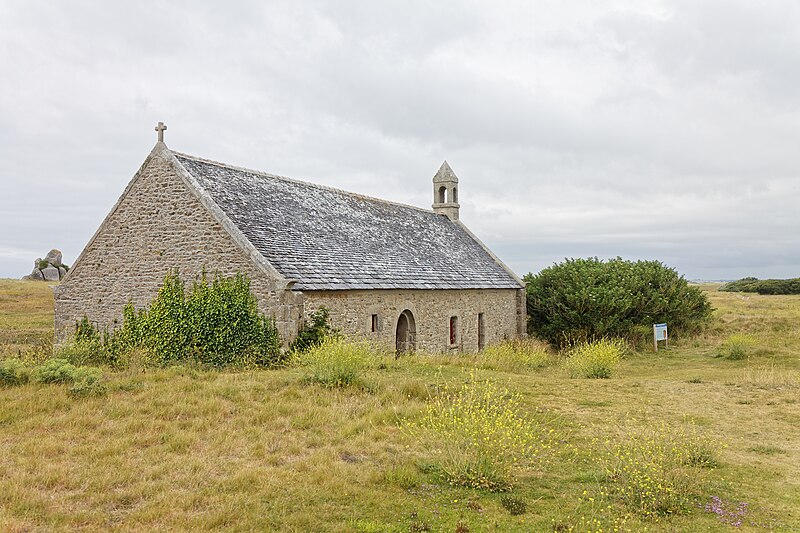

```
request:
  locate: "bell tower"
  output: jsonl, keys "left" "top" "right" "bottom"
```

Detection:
{"left": 432, "top": 160, "right": 459, "bottom": 220}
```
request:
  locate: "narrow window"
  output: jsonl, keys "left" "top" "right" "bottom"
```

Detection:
{"left": 477, "top": 313, "right": 485, "bottom": 351}
{"left": 452, "top": 187, "right": 458, "bottom": 203}
{"left": 438, "top": 186, "right": 447, "bottom": 203}
{"left": 449, "top": 316, "right": 458, "bottom": 345}
{"left": 371, "top": 314, "right": 379, "bottom": 333}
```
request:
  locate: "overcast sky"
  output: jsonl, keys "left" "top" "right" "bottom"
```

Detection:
{"left": 1, "top": 1, "right": 798, "bottom": 281}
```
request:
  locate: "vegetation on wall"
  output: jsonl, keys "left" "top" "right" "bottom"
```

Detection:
{"left": 66, "top": 271, "right": 283, "bottom": 368}
{"left": 720, "top": 277, "right": 800, "bottom": 295}
{"left": 524, "top": 257, "right": 712, "bottom": 345}
{"left": 290, "top": 306, "right": 336, "bottom": 353}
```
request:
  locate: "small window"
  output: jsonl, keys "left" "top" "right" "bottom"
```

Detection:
{"left": 477, "top": 313, "right": 485, "bottom": 351}
{"left": 449, "top": 316, "right": 458, "bottom": 345}
{"left": 371, "top": 314, "right": 379, "bottom": 333}
{"left": 438, "top": 186, "right": 447, "bottom": 203}
{"left": 452, "top": 187, "right": 458, "bottom": 203}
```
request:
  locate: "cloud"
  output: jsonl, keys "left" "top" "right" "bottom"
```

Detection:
{"left": 0, "top": 0, "right": 798, "bottom": 280}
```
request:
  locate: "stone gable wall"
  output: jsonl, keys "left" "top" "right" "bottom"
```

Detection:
{"left": 304, "top": 288, "right": 523, "bottom": 353}
{"left": 53, "top": 150, "right": 303, "bottom": 342}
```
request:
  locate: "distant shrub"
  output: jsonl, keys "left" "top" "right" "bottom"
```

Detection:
{"left": 0, "top": 358, "right": 30, "bottom": 386}
{"left": 293, "top": 337, "right": 372, "bottom": 387}
{"left": 720, "top": 333, "right": 756, "bottom": 360}
{"left": 525, "top": 257, "right": 712, "bottom": 346}
{"left": 290, "top": 307, "right": 336, "bottom": 353}
{"left": 719, "top": 277, "right": 760, "bottom": 293}
{"left": 68, "top": 271, "right": 284, "bottom": 369}
{"left": 563, "top": 338, "right": 626, "bottom": 379}
{"left": 720, "top": 277, "right": 800, "bottom": 295}
{"left": 478, "top": 339, "right": 551, "bottom": 372}
{"left": 407, "top": 372, "right": 555, "bottom": 492}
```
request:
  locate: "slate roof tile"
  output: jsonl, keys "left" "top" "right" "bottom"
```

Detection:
{"left": 174, "top": 152, "right": 522, "bottom": 291}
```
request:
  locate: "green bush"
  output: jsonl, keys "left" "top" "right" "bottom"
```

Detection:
{"left": 720, "top": 277, "right": 800, "bottom": 295}
{"left": 563, "top": 338, "right": 626, "bottom": 379}
{"left": 525, "top": 257, "right": 712, "bottom": 346}
{"left": 68, "top": 366, "right": 106, "bottom": 397}
{"left": 35, "top": 358, "right": 80, "bottom": 383}
{"left": 293, "top": 337, "right": 373, "bottom": 387}
{"left": 1, "top": 357, "right": 106, "bottom": 396}
{"left": 720, "top": 333, "right": 756, "bottom": 360}
{"left": 31, "top": 358, "right": 106, "bottom": 396}
{"left": 719, "top": 277, "right": 760, "bottom": 293}
{"left": 0, "top": 358, "right": 30, "bottom": 386}
{"left": 290, "top": 307, "right": 335, "bottom": 353}
{"left": 69, "top": 271, "right": 284, "bottom": 369}
{"left": 58, "top": 333, "right": 106, "bottom": 368}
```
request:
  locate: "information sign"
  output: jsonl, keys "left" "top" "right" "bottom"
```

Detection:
{"left": 653, "top": 323, "right": 668, "bottom": 351}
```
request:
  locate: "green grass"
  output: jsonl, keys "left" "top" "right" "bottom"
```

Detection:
{"left": 1, "top": 280, "right": 799, "bottom": 531}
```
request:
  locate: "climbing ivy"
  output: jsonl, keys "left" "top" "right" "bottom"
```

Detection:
{"left": 69, "top": 271, "right": 283, "bottom": 368}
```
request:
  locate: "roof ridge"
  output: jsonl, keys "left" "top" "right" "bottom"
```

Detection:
{"left": 171, "top": 150, "right": 440, "bottom": 217}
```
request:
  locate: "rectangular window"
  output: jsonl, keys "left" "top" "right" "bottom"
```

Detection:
{"left": 371, "top": 314, "right": 379, "bottom": 333}
{"left": 449, "top": 316, "right": 458, "bottom": 345}
{"left": 477, "top": 313, "right": 485, "bottom": 351}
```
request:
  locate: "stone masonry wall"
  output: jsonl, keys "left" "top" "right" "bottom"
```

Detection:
{"left": 304, "top": 288, "right": 521, "bottom": 353}
{"left": 53, "top": 149, "right": 303, "bottom": 343}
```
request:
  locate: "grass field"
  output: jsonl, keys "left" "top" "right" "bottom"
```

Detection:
{"left": 1, "top": 280, "right": 799, "bottom": 532}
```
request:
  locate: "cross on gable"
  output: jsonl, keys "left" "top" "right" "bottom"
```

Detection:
{"left": 155, "top": 122, "right": 167, "bottom": 142}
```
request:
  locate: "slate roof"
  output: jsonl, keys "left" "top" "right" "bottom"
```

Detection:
{"left": 174, "top": 152, "right": 522, "bottom": 291}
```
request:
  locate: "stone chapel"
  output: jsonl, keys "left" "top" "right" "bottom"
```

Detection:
{"left": 54, "top": 124, "right": 525, "bottom": 352}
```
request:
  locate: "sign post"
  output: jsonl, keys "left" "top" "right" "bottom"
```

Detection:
{"left": 653, "top": 323, "right": 668, "bottom": 351}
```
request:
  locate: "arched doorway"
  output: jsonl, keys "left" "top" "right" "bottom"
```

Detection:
{"left": 395, "top": 310, "right": 416, "bottom": 353}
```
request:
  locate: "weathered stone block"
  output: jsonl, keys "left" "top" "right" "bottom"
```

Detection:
{"left": 45, "top": 249, "right": 63, "bottom": 267}
{"left": 42, "top": 266, "right": 60, "bottom": 281}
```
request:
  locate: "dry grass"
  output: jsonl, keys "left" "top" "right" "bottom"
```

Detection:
{"left": 0, "top": 279, "right": 55, "bottom": 359}
{"left": 0, "top": 282, "right": 799, "bottom": 531}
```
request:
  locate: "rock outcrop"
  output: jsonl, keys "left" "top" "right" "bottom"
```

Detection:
{"left": 22, "top": 249, "right": 69, "bottom": 281}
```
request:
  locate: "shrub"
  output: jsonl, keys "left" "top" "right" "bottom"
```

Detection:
{"left": 290, "top": 307, "right": 336, "bottom": 353}
{"left": 34, "top": 358, "right": 80, "bottom": 383}
{"left": 563, "top": 338, "right": 626, "bottom": 379}
{"left": 720, "top": 333, "right": 756, "bottom": 360}
{"left": 478, "top": 339, "right": 551, "bottom": 372}
{"left": 0, "top": 358, "right": 30, "bottom": 386}
{"left": 30, "top": 358, "right": 106, "bottom": 396}
{"left": 293, "top": 337, "right": 373, "bottom": 387}
{"left": 525, "top": 257, "right": 712, "bottom": 346}
{"left": 719, "top": 277, "right": 760, "bottom": 293}
{"left": 68, "top": 366, "right": 106, "bottom": 397}
{"left": 69, "top": 271, "right": 284, "bottom": 369}
{"left": 407, "top": 372, "right": 555, "bottom": 491}
{"left": 601, "top": 422, "right": 720, "bottom": 518}
{"left": 182, "top": 273, "right": 282, "bottom": 367}
{"left": 721, "top": 277, "right": 800, "bottom": 295}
